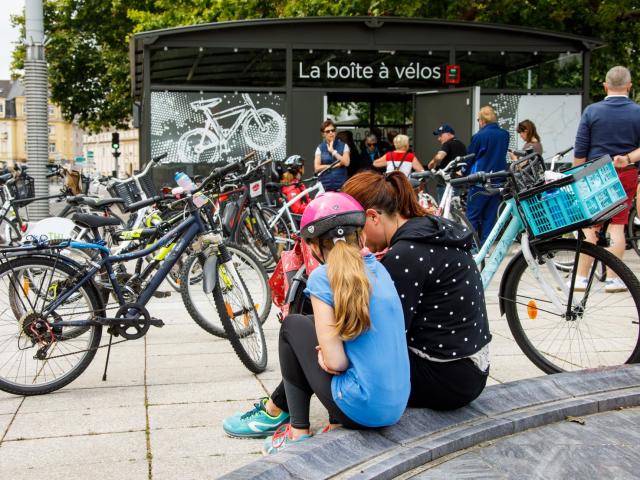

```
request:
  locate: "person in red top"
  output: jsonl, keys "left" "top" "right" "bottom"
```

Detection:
{"left": 373, "top": 134, "right": 424, "bottom": 176}
{"left": 280, "top": 155, "right": 310, "bottom": 214}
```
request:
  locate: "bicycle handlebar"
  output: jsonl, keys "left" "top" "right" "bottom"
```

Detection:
{"left": 124, "top": 195, "right": 166, "bottom": 213}
{"left": 450, "top": 170, "right": 509, "bottom": 188}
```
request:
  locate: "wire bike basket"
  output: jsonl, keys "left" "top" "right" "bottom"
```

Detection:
{"left": 510, "top": 154, "right": 627, "bottom": 240}
{"left": 7, "top": 172, "right": 35, "bottom": 202}
{"left": 107, "top": 170, "right": 157, "bottom": 213}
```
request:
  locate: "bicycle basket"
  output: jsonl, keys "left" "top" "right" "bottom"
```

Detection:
{"left": 9, "top": 173, "right": 35, "bottom": 201}
{"left": 138, "top": 171, "right": 158, "bottom": 199}
{"left": 107, "top": 178, "right": 142, "bottom": 212}
{"left": 509, "top": 153, "right": 546, "bottom": 194}
{"left": 515, "top": 155, "right": 626, "bottom": 239}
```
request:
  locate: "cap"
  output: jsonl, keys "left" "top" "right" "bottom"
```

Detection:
{"left": 433, "top": 124, "right": 455, "bottom": 136}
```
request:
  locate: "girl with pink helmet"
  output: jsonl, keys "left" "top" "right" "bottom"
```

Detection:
{"left": 223, "top": 192, "right": 410, "bottom": 454}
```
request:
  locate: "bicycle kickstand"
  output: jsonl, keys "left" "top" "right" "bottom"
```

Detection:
{"left": 102, "top": 333, "right": 114, "bottom": 381}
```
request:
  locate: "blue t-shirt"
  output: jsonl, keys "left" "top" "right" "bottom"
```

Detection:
{"left": 304, "top": 253, "right": 410, "bottom": 427}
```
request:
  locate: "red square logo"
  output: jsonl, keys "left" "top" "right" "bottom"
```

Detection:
{"left": 445, "top": 64, "right": 461, "bottom": 84}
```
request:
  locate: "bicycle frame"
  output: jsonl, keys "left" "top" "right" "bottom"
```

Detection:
{"left": 199, "top": 94, "right": 264, "bottom": 146}
{"left": 39, "top": 211, "right": 207, "bottom": 325}
{"left": 267, "top": 181, "right": 324, "bottom": 237}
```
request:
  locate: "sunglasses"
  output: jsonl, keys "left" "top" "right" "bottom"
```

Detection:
{"left": 324, "top": 128, "right": 336, "bottom": 133}
{"left": 367, "top": 143, "right": 376, "bottom": 146}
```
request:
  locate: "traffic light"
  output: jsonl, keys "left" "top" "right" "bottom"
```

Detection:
{"left": 111, "top": 132, "right": 120, "bottom": 151}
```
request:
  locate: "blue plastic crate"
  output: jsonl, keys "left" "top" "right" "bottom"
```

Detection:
{"left": 518, "top": 158, "right": 626, "bottom": 238}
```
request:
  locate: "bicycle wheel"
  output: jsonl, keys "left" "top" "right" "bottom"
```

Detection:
{"left": 627, "top": 203, "right": 640, "bottom": 257}
{"left": 261, "top": 207, "right": 294, "bottom": 255}
{"left": 238, "top": 208, "right": 280, "bottom": 269}
{"left": 242, "top": 108, "right": 286, "bottom": 152}
{"left": 214, "top": 254, "right": 267, "bottom": 373}
{"left": 503, "top": 238, "right": 640, "bottom": 374}
{"left": 180, "top": 243, "right": 271, "bottom": 338}
{"left": 0, "top": 255, "right": 102, "bottom": 395}
{"left": 177, "top": 128, "right": 221, "bottom": 164}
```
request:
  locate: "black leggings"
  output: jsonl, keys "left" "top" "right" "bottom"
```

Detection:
{"left": 274, "top": 314, "right": 363, "bottom": 430}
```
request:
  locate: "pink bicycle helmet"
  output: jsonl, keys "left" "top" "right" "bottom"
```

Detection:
{"left": 300, "top": 192, "right": 365, "bottom": 240}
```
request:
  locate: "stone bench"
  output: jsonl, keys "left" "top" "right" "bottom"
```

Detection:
{"left": 221, "top": 364, "right": 640, "bottom": 479}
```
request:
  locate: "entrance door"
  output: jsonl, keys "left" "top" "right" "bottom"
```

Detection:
{"left": 413, "top": 87, "right": 479, "bottom": 164}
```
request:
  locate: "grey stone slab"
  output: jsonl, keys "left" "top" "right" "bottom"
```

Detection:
{"left": 0, "top": 431, "right": 147, "bottom": 470}
{"left": 415, "top": 418, "right": 515, "bottom": 462}
{"left": 1, "top": 459, "right": 149, "bottom": 480}
{"left": 348, "top": 446, "right": 432, "bottom": 480}
{"left": 551, "top": 364, "right": 640, "bottom": 397}
{"left": 150, "top": 425, "right": 260, "bottom": 458}
{"left": 148, "top": 400, "right": 252, "bottom": 430}
{"left": 19, "top": 385, "right": 145, "bottom": 413}
{"left": 153, "top": 452, "right": 263, "bottom": 480}
{"left": 0, "top": 396, "right": 21, "bottom": 415}
{"left": 410, "top": 451, "right": 500, "bottom": 479}
{"left": 0, "top": 413, "right": 13, "bottom": 436}
{"left": 378, "top": 407, "right": 482, "bottom": 445}
{"left": 504, "top": 397, "right": 599, "bottom": 433}
{"left": 468, "top": 375, "right": 571, "bottom": 416}
{"left": 147, "top": 379, "right": 265, "bottom": 405}
{"left": 595, "top": 388, "right": 640, "bottom": 412}
{"left": 145, "top": 362, "right": 255, "bottom": 385}
{"left": 219, "top": 457, "right": 295, "bottom": 480}
{"left": 5, "top": 403, "right": 146, "bottom": 440}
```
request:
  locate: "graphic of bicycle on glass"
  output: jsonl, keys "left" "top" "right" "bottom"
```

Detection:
{"left": 177, "top": 94, "right": 286, "bottom": 163}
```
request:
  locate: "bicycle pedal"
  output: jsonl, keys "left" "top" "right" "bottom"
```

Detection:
{"left": 149, "top": 318, "right": 165, "bottom": 328}
{"left": 153, "top": 291, "right": 172, "bottom": 298}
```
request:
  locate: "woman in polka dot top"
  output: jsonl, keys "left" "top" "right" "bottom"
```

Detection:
{"left": 342, "top": 171, "right": 491, "bottom": 410}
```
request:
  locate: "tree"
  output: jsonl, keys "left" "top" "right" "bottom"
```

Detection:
{"left": 11, "top": 0, "right": 640, "bottom": 131}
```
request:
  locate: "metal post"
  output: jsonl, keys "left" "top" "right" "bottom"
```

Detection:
{"left": 24, "top": 0, "right": 49, "bottom": 219}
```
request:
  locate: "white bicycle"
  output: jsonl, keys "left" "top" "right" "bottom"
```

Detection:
{"left": 178, "top": 94, "right": 285, "bottom": 163}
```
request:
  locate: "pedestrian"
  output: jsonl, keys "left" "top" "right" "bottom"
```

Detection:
{"left": 428, "top": 124, "right": 467, "bottom": 171}
{"left": 373, "top": 134, "right": 424, "bottom": 176}
{"left": 573, "top": 65, "right": 640, "bottom": 292}
{"left": 314, "top": 119, "right": 350, "bottom": 192}
{"left": 465, "top": 106, "right": 509, "bottom": 245}
{"left": 343, "top": 171, "right": 490, "bottom": 409}
{"left": 509, "top": 119, "right": 542, "bottom": 160}
{"left": 359, "top": 133, "right": 380, "bottom": 171}
{"left": 223, "top": 192, "right": 410, "bottom": 454}
{"left": 336, "top": 130, "right": 361, "bottom": 177}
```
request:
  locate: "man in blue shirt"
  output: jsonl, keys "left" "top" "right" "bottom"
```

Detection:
{"left": 573, "top": 65, "right": 640, "bottom": 292}
{"left": 466, "top": 105, "right": 509, "bottom": 245}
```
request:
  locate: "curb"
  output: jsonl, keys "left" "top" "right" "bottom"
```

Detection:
{"left": 221, "top": 364, "right": 640, "bottom": 479}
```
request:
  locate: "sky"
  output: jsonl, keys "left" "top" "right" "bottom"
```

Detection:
{"left": 0, "top": 0, "right": 26, "bottom": 81}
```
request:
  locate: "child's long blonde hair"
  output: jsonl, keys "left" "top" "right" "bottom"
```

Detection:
{"left": 310, "top": 230, "right": 371, "bottom": 340}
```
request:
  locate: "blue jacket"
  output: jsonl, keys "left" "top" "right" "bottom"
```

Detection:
{"left": 467, "top": 123, "right": 509, "bottom": 174}
{"left": 317, "top": 139, "right": 348, "bottom": 191}
{"left": 574, "top": 96, "right": 640, "bottom": 160}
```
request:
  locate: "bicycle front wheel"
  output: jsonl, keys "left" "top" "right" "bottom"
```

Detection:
{"left": 627, "top": 203, "right": 640, "bottom": 257}
{"left": 503, "top": 239, "right": 640, "bottom": 374}
{"left": 214, "top": 255, "right": 268, "bottom": 373}
{"left": 180, "top": 243, "right": 271, "bottom": 338}
{"left": 0, "top": 256, "right": 102, "bottom": 395}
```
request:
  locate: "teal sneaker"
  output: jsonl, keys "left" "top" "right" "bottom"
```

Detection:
{"left": 223, "top": 398, "right": 289, "bottom": 438}
{"left": 262, "top": 424, "right": 312, "bottom": 455}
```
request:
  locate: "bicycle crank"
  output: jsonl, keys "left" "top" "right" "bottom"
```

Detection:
{"left": 109, "top": 303, "right": 165, "bottom": 340}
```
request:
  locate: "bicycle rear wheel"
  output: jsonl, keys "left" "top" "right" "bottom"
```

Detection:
{"left": 627, "top": 203, "right": 640, "bottom": 257}
{"left": 0, "top": 256, "right": 102, "bottom": 395}
{"left": 503, "top": 238, "right": 640, "bottom": 374}
{"left": 214, "top": 252, "right": 267, "bottom": 373}
{"left": 180, "top": 242, "right": 271, "bottom": 338}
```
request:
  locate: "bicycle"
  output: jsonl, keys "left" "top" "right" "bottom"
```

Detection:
{"left": 0, "top": 159, "right": 267, "bottom": 396}
{"left": 177, "top": 94, "right": 285, "bottom": 163}
{"left": 448, "top": 153, "right": 640, "bottom": 374}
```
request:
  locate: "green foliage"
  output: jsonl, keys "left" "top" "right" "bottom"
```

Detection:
{"left": 10, "top": 0, "right": 640, "bottom": 130}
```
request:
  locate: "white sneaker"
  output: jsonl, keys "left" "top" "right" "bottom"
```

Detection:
{"left": 565, "top": 276, "right": 589, "bottom": 292}
{"left": 605, "top": 277, "right": 628, "bottom": 293}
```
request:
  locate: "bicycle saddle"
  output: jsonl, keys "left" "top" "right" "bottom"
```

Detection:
{"left": 190, "top": 98, "right": 222, "bottom": 109}
{"left": 81, "top": 197, "right": 124, "bottom": 209}
{"left": 71, "top": 213, "right": 122, "bottom": 229}
{"left": 0, "top": 173, "right": 12, "bottom": 184}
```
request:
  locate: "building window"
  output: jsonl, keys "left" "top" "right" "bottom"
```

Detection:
{"left": 48, "top": 105, "right": 55, "bottom": 115}
{"left": 48, "top": 125, "right": 55, "bottom": 136}
{"left": 48, "top": 143, "right": 56, "bottom": 153}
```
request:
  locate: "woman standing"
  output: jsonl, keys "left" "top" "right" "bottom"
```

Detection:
{"left": 314, "top": 119, "right": 350, "bottom": 191}
{"left": 373, "top": 134, "right": 424, "bottom": 176}
{"left": 509, "top": 119, "right": 543, "bottom": 160}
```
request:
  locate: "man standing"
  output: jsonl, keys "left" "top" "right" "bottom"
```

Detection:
{"left": 428, "top": 124, "right": 467, "bottom": 171}
{"left": 573, "top": 65, "right": 640, "bottom": 292}
{"left": 465, "top": 106, "right": 509, "bottom": 245}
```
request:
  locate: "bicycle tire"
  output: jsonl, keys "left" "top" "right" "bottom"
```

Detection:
{"left": 503, "top": 238, "right": 640, "bottom": 374}
{"left": 0, "top": 255, "right": 103, "bottom": 395}
{"left": 180, "top": 242, "right": 271, "bottom": 338}
{"left": 238, "top": 210, "right": 274, "bottom": 267}
{"left": 627, "top": 203, "right": 640, "bottom": 257}
{"left": 214, "top": 259, "right": 268, "bottom": 373}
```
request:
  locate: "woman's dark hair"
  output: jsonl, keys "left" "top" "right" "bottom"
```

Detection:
{"left": 516, "top": 119, "right": 540, "bottom": 143}
{"left": 342, "top": 170, "right": 429, "bottom": 218}
{"left": 320, "top": 119, "right": 336, "bottom": 133}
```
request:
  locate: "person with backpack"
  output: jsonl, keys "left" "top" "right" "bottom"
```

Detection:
{"left": 373, "top": 134, "right": 424, "bottom": 176}
{"left": 223, "top": 192, "right": 410, "bottom": 454}
{"left": 280, "top": 155, "right": 310, "bottom": 214}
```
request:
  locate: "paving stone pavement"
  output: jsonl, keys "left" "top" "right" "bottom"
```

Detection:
{"left": 0, "top": 243, "right": 638, "bottom": 479}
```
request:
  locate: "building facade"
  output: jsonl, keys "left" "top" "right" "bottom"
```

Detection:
{"left": 0, "top": 80, "right": 84, "bottom": 166}
{"left": 83, "top": 128, "right": 140, "bottom": 177}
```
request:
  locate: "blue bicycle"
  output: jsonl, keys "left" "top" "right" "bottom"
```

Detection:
{"left": 0, "top": 159, "right": 267, "bottom": 396}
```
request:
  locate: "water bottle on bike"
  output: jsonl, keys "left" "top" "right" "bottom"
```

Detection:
{"left": 175, "top": 172, "right": 207, "bottom": 207}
